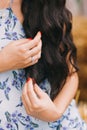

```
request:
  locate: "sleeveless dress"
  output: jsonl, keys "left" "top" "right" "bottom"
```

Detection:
{"left": 0, "top": 1, "right": 87, "bottom": 130}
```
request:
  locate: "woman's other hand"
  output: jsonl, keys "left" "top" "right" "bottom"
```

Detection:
{"left": 22, "top": 78, "right": 61, "bottom": 122}
{"left": 0, "top": 31, "right": 42, "bottom": 72}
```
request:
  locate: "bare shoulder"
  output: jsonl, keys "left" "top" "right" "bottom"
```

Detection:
{"left": 11, "top": 1, "right": 23, "bottom": 24}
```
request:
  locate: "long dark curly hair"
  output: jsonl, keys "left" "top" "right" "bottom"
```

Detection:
{"left": 21, "top": 0, "right": 78, "bottom": 100}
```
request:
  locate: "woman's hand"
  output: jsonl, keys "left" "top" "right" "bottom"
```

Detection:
{"left": 22, "top": 72, "right": 78, "bottom": 122}
{"left": 0, "top": 31, "right": 42, "bottom": 72}
{"left": 22, "top": 78, "right": 60, "bottom": 122}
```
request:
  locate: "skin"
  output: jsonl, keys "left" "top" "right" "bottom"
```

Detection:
{"left": 0, "top": 0, "right": 42, "bottom": 72}
{"left": 0, "top": 0, "right": 79, "bottom": 122}
{"left": 22, "top": 72, "right": 78, "bottom": 122}
{"left": 0, "top": 32, "right": 42, "bottom": 72}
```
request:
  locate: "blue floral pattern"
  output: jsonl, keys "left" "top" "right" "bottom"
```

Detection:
{"left": 0, "top": 6, "right": 87, "bottom": 130}
{"left": 0, "top": 78, "right": 10, "bottom": 100}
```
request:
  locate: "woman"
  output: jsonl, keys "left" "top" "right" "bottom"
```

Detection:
{"left": 0, "top": 0, "right": 86, "bottom": 130}
{"left": 21, "top": 0, "right": 87, "bottom": 130}
{"left": 0, "top": 0, "right": 42, "bottom": 129}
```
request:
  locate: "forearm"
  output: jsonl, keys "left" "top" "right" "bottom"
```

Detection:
{"left": 0, "top": 51, "right": 9, "bottom": 72}
{"left": 53, "top": 72, "right": 79, "bottom": 116}
{"left": 41, "top": 73, "right": 79, "bottom": 122}
{"left": 22, "top": 79, "right": 62, "bottom": 122}
{"left": 22, "top": 74, "right": 78, "bottom": 122}
{"left": 0, "top": 48, "right": 13, "bottom": 72}
{"left": 34, "top": 106, "right": 61, "bottom": 122}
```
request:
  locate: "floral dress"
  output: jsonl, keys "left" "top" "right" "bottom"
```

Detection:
{"left": 0, "top": 3, "right": 87, "bottom": 130}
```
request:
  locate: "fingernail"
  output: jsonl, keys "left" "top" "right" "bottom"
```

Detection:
{"left": 27, "top": 77, "right": 31, "bottom": 82}
{"left": 39, "top": 31, "right": 42, "bottom": 36}
{"left": 28, "top": 38, "right": 32, "bottom": 40}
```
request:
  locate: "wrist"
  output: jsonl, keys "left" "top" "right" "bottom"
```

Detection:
{"left": 48, "top": 107, "right": 62, "bottom": 122}
{"left": 38, "top": 105, "right": 62, "bottom": 122}
{"left": 0, "top": 51, "right": 10, "bottom": 72}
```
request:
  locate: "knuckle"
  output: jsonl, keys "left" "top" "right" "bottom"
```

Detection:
{"left": 23, "top": 52, "right": 31, "bottom": 61}
{"left": 22, "top": 55, "right": 29, "bottom": 61}
{"left": 27, "top": 88, "right": 31, "bottom": 94}
{"left": 23, "top": 60, "right": 28, "bottom": 65}
{"left": 35, "top": 60, "right": 38, "bottom": 64}
{"left": 22, "top": 54, "right": 28, "bottom": 59}
{"left": 34, "top": 54, "right": 37, "bottom": 59}
{"left": 32, "top": 60, "right": 38, "bottom": 65}
{"left": 19, "top": 47, "right": 26, "bottom": 53}
{"left": 32, "top": 102, "right": 40, "bottom": 109}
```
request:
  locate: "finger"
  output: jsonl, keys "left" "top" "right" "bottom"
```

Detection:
{"left": 27, "top": 79, "right": 39, "bottom": 104}
{"left": 21, "top": 31, "right": 41, "bottom": 50}
{"left": 33, "top": 31, "right": 41, "bottom": 43}
{"left": 29, "top": 54, "right": 40, "bottom": 63}
{"left": 22, "top": 83, "right": 31, "bottom": 109}
{"left": 34, "top": 84, "right": 45, "bottom": 99}
{"left": 22, "top": 53, "right": 39, "bottom": 65}
{"left": 24, "top": 39, "right": 42, "bottom": 59}
{"left": 22, "top": 59, "right": 38, "bottom": 69}
{"left": 30, "top": 50, "right": 41, "bottom": 62}
{"left": 29, "top": 40, "right": 42, "bottom": 57}
{"left": 22, "top": 94, "right": 30, "bottom": 115}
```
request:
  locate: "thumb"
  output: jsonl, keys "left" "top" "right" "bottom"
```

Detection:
{"left": 34, "top": 84, "right": 45, "bottom": 99}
